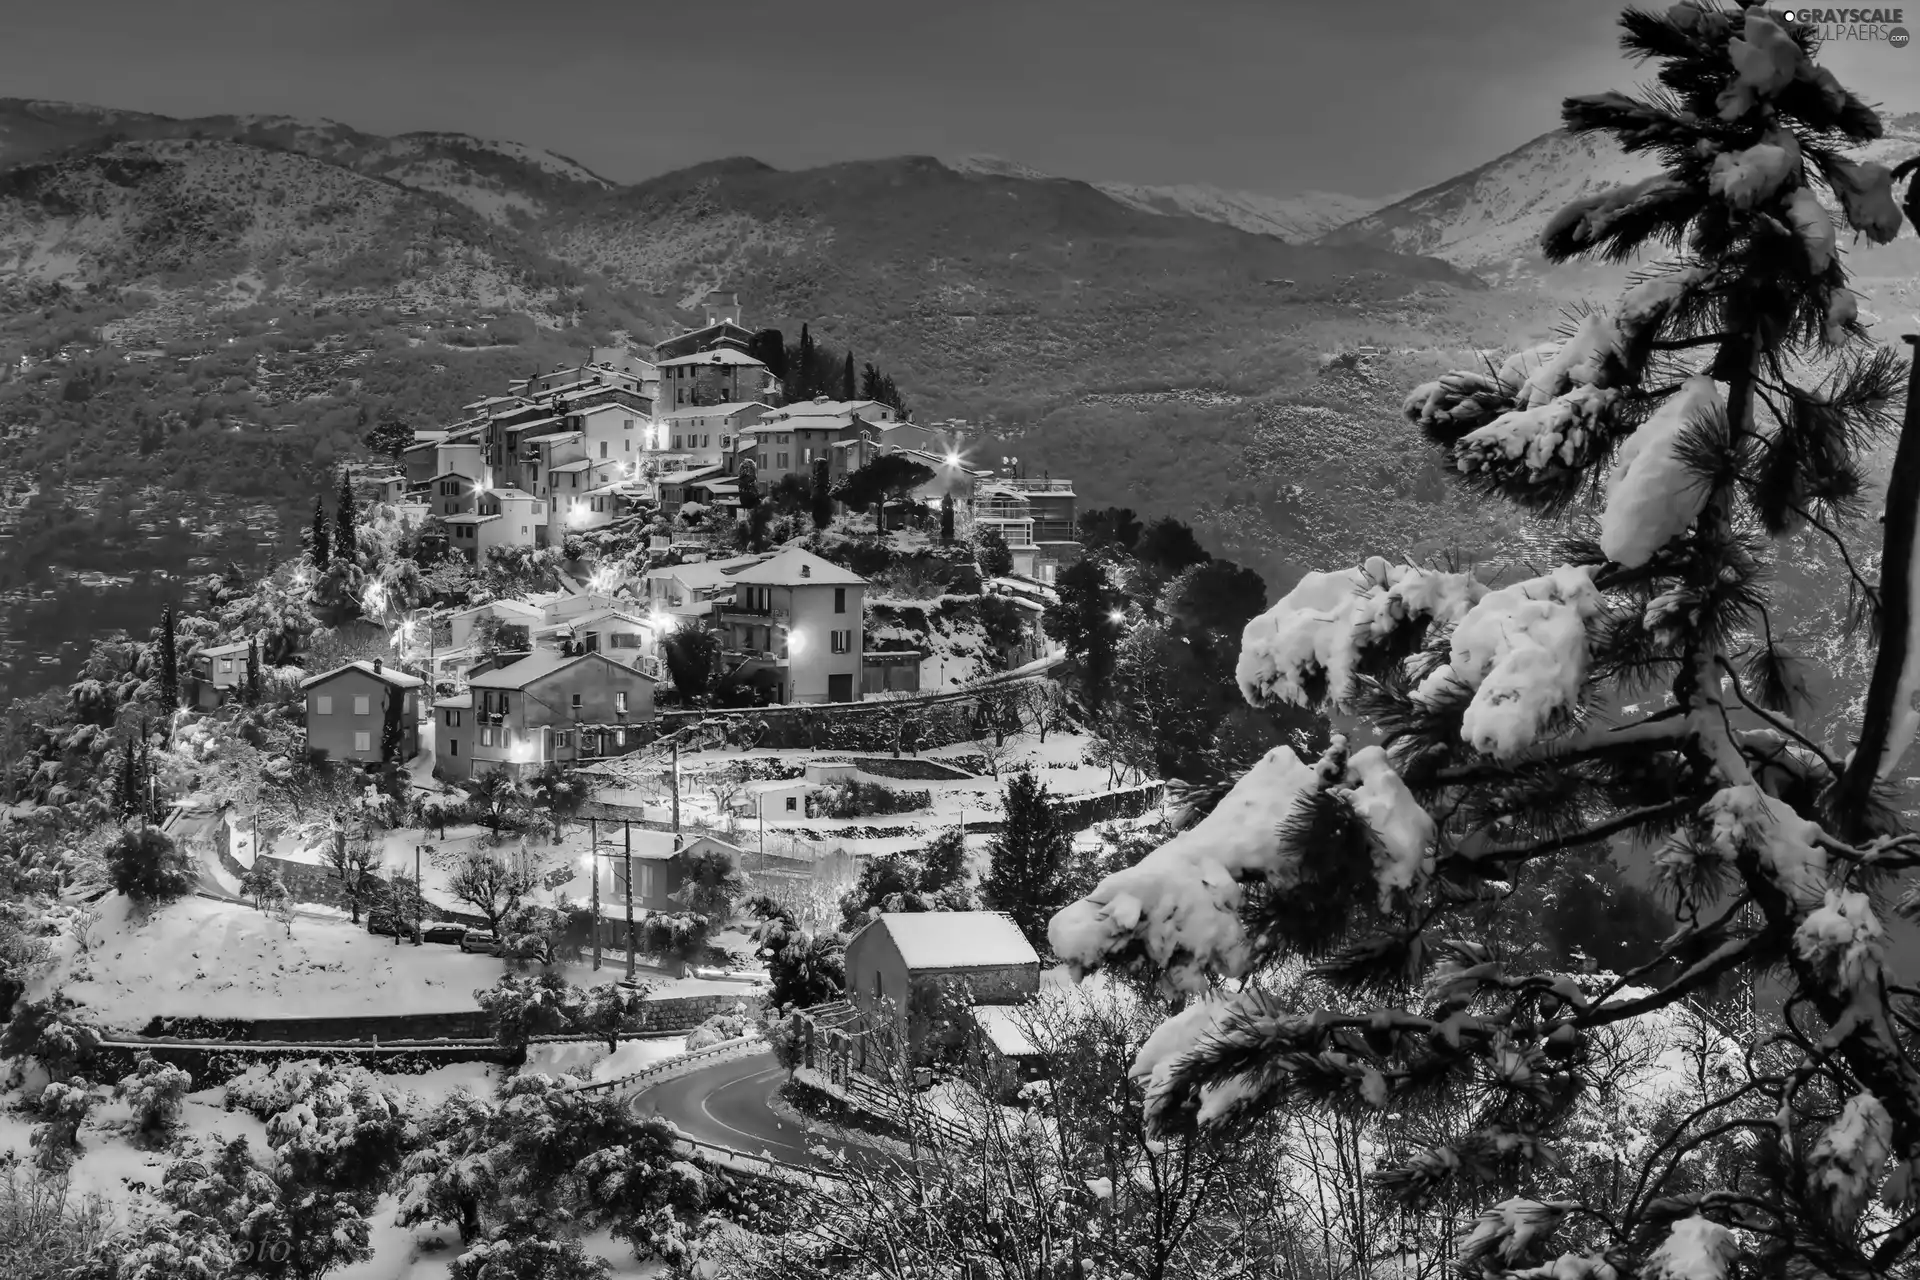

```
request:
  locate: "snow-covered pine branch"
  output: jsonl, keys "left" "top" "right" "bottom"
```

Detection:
{"left": 1048, "top": 6, "right": 1920, "bottom": 1276}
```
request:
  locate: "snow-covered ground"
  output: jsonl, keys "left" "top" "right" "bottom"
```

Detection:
{"left": 0, "top": 1062, "right": 664, "bottom": 1280}
{"left": 521, "top": 1037, "right": 685, "bottom": 1082}
{"left": 36, "top": 894, "right": 758, "bottom": 1027}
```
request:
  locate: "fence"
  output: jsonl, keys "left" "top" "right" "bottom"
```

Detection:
{"left": 568, "top": 1032, "right": 767, "bottom": 1095}
{"left": 673, "top": 1132, "right": 846, "bottom": 1187}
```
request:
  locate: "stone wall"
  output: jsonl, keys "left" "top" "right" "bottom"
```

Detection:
{"left": 92, "top": 1040, "right": 511, "bottom": 1089}
{"left": 213, "top": 818, "right": 489, "bottom": 927}
{"left": 132, "top": 992, "right": 747, "bottom": 1045}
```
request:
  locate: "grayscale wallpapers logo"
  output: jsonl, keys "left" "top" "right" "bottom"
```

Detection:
{"left": 1779, "top": 7, "right": 1910, "bottom": 44}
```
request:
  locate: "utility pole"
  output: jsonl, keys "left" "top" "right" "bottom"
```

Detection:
{"left": 670, "top": 738, "right": 680, "bottom": 838}
{"left": 414, "top": 843, "right": 423, "bottom": 945}
{"left": 623, "top": 818, "right": 635, "bottom": 981}
{"left": 590, "top": 816, "right": 601, "bottom": 971}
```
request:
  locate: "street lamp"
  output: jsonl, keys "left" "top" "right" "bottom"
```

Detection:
{"left": 1108, "top": 610, "right": 1125, "bottom": 625}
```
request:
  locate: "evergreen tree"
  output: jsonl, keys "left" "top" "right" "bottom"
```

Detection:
{"left": 748, "top": 328, "right": 787, "bottom": 385}
{"left": 980, "top": 772, "right": 1073, "bottom": 950}
{"left": 116, "top": 737, "right": 138, "bottom": 818}
{"left": 105, "top": 826, "right": 194, "bottom": 903}
{"left": 380, "top": 683, "right": 405, "bottom": 763}
{"left": 333, "top": 470, "right": 357, "bottom": 564}
{"left": 1046, "top": 12, "right": 1920, "bottom": 1275}
{"left": 975, "top": 527, "right": 1014, "bottom": 579}
{"left": 940, "top": 493, "right": 955, "bottom": 545}
{"left": 795, "top": 325, "right": 816, "bottom": 401}
{"left": 842, "top": 352, "right": 856, "bottom": 401}
{"left": 310, "top": 493, "right": 331, "bottom": 570}
{"left": 1045, "top": 558, "right": 1119, "bottom": 710}
{"left": 157, "top": 603, "right": 178, "bottom": 710}
{"left": 736, "top": 458, "right": 761, "bottom": 510}
{"left": 810, "top": 457, "right": 834, "bottom": 530}
{"left": 860, "top": 362, "right": 885, "bottom": 402}
{"left": 245, "top": 637, "right": 261, "bottom": 705}
{"left": 880, "top": 374, "right": 908, "bottom": 418}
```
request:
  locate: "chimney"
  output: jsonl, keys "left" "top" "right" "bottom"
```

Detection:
{"left": 814, "top": 394, "right": 829, "bottom": 404}
{"left": 372, "top": 658, "right": 383, "bottom": 675}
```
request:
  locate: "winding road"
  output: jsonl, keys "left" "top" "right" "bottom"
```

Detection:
{"left": 628, "top": 1047, "right": 890, "bottom": 1174}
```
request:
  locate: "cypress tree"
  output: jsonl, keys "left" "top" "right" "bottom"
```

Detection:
{"left": 380, "top": 685, "right": 404, "bottom": 762}
{"left": 796, "top": 325, "right": 816, "bottom": 400}
{"left": 117, "top": 737, "right": 137, "bottom": 817}
{"left": 333, "top": 470, "right": 356, "bottom": 563}
{"left": 811, "top": 457, "right": 834, "bottom": 531}
{"left": 841, "top": 352, "right": 856, "bottom": 401}
{"left": 310, "top": 493, "right": 330, "bottom": 569}
{"left": 940, "top": 494, "right": 955, "bottom": 546}
{"left": 860, "top": 362, "right": 884, "bottom": 402}
{"left": 245, "top": 637, "right": 261, "bottom": 706}
{"left": 158, "top": 604, "right": 178, "bottom": 709}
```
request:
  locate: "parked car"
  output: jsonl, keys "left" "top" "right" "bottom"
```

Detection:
{"left": 460, "top": 929, "right": 503, "bottom": 955}
{"left": 421, "top": 924, "right": 466, "bottom": 945}
{"left": 367, "top": 912, "right": 405, "bottom": 938}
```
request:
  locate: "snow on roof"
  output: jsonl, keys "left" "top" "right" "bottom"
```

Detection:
{"left": 582, "top": 481, "right": 639, "bottom": 498}
{"left": 487, "top": 487, "right": 538, "bottom": 501}
{"left": 467, "top": 648, "right": 654, "bottom": 690}
{"left": 663, "top": 402, "right": 770, "bottom": 420}
{"left": 502, "top": 414, "right": 561, "bottom": 431}
{"left": 645, "top": 553, "right": 766, "bottom": 587}
{"left": 971, "top": 1004, "right": 1042, "bottom": 1057}
{"left": 455, "top": 598, "right": 542, "bottom": 620}
{"left": 867, "top": 911, "right": 1039, "bottom": 971}
{"left": 520, "top": 430, "right": 583, "bottom": 446}
{"left": 656, "top": 348, "right": 766, "bottom": 368}
{"left": 437, "top": 693, "right": 474, "bottom": 709}
{"left": 440, "top": 513, "right": 501, "bottom": 525}
{"left": 300, "top": 660, "right": 425, "bottom": 690}
{"left": 765, "top": 399, "right": 890, "bottom": 420}
{"left": 550, "top": 459, "right": 596, "bottom": 473}
{"left": 548, "top": 608, "right": 650, "bottom": 631}
{"left": 657, "top": 467, "right": 724, "bottom": 486}
{"left": 199, "top": 640, "right": 252, "bottom": 656}
{"left": 728, "top": 546, "right": 866, "bottom": 588}
{"left": 749, "top": 414, "right": 860, "bottom": 434}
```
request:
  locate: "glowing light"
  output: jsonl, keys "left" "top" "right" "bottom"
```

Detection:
{"left": 649, "top": 608, "right": 674, "bottom": 632}
{"left": 361, "top": 580, "right": 389, "bottom": 619}
{"left": 945, "top": 452, "right": 960, "bottom": 467}
{"left": 1108, "top": 610, "right": 1125, "bottom": 625}
{"left": 787, "top": 630, "right": 808, "bottom": 656}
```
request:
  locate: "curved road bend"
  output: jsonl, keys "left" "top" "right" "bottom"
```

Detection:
{"left": 629, "top": 1047, "right": 893, "bottom": 1175}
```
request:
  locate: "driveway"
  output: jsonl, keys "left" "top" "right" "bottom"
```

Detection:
{"left": 628, "top": 1047, "right": 890, "bottom": 1174}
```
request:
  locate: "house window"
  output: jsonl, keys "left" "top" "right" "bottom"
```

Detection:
{"left": 572, "top": 692, "right": 583, "bottom": 709}
{"left": 615, "top": 729, "right": 627, "bottom": 747}
{"left": 316, "top": 695, "right": 333, "bottom": 715}
{"left": 638, "top": 864, "right": 655, "bottom": 899}
{"left": 555, "top": 731, "right": 571, "bottom": 749}
{"left": 834, "top": 587, "right": 846, "bottom": 614}
{"left": 777, "top": 453, "right": 789, "bottom": 469}
{"left": 482, "top": 728, "right": 495, "bottom": 747}
{"left": 615, "top": 691, "right": 629, "bottom": 714}
{"left": 218, "top": 658, "right": 233, "bottom": 674}
{"left": 445, "top": 710, "right": 461, "bottom": 727}
{"left": 499, "top": 694, "right": 510, "bottom": 715}
{"left": 720, "top": 434, "right": 730, "bottom": 448}
{"left": 831, "top": 630, "right": 851, "bottom": 653}
{"left": 673, "top": 436, "right": 683, "bottom": 449}
{"left": 600, "top": 441, "right": 608, "bottom": 458}
{"left": 353, "top": 731, "right": 371, "bottom": 752}
{"left": 785, "top": 796, "right": 797, "bottom": 812}
{"left": 449, "top": 738, "right": 458, "bottom": 756}
{"left": 803, "top": 448, "right": 812, "bottom": 465}
{"left": 625, "top": 438, "right": 632, "bottom": 452}
{"left": 611, "top": 633, "right": 639, "bottom": 648}
{"left": 702, "top": 435, "right": 709, "bottom": 448}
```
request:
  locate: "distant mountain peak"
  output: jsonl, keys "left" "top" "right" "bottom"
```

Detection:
{"left": 1094, "top": 180, "right": 1396, "bottom": 243}
{"left": 943, "top": 154, "right": 1058, "bottom": 181}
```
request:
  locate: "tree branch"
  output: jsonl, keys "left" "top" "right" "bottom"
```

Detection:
{"left": 1454, "top": 795, "right": 1706, "bottom": 865}
{"left": 1836, "top": 335, "right": 1920, "bottom": 812}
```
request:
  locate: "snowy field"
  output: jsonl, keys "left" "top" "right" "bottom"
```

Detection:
{"left": 37, "top": 895, "right": 761, "bottom": 1028}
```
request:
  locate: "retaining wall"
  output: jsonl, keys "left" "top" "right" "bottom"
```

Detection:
{"left": 133, "top": 992, "right": 751, "bottom": 1046}
{"left": 212, "top": 818, "right": 489, "bottom": 927}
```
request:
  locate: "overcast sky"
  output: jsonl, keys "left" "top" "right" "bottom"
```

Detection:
{"left": 5, "top": 1, "right": 1916, "bottom": 198}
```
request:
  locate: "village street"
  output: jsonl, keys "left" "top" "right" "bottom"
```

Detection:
{"left": 630, "top": 1048, "right": 886, "bottom": 1175}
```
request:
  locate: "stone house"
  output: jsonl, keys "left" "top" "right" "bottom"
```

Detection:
{"left": 193, "top": 639, "right": 252, "bottom": 707}
{"left": 717, "top": 546, "right": 865, "bottom": 704}
{"left": 843, "top": 911, "right": 1041, "bottom": 1074}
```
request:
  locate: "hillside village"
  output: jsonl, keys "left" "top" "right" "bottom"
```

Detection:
{"left": 5, "top": 13, "right": 1920, "bottom": 1280}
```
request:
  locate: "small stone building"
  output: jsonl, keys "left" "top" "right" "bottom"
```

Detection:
{"left": 843, "top": 911, "right": 1040, "bottom": 1075}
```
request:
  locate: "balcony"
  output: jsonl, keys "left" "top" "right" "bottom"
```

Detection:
{"left": 715, "top": 603, "right": 787, "bottom": 625}
{"left": 999, "top": 478, "right": 1075, "bottom": 493}
{"left": 724, "top": 648, "right": 789, "bottom": 668}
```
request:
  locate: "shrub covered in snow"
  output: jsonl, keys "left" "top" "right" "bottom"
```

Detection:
{"left": 116, "top": 1051, "right": 192, "bottom": 1147}
{"left": 684, "top": 1011, "right": 753, "bottom": 1053}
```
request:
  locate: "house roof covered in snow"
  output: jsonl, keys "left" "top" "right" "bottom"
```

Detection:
{"left": 199, "top": 640, "right": 252, "bottom": 657}
{"left": 520, "top": 430, "right": 583, "bottom": 447}
{"left": 862, "top": 911, "right": 1039, "bottom": 971}
{"left": 466, "top": 648, "right": 655, "bottom": 690}
{"left": 644, "top": 554, "right": 766, "bottom": 589}
{"left": 728, "top": 546, "right": 865, "bottom": 588}
{"left": 763, "top": 398, "right": 892, "bottom": 421}
{"left": 440, "top": 513, "right": 502, "bottom": 526}
{"left": 971, "top": 1004, "right": 1042, "bottom": 1057}
{"left": 550, "top": 459, "right": 596, "bottom": 473}
{"left": 656, "top": 348, "right": 766, "bottom": 369}
{"left": 656, "top": 466, "right": 724, "bottom": 486}
{"left": 663, "top": 402, "right": 769, "bottom": 420}
{"left": 300, "top": 660, "right": 425, "bottom": 691}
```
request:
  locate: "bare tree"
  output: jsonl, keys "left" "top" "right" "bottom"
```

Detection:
{"left": 322, "top": 826, "right": 383, "bottom": 924}
{"left": 447, "top": 847, "right": 539, "bottom": 935}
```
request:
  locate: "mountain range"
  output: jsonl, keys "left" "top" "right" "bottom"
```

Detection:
{"left": 0, "top": 95, "right": 1915, "bottom": 702}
